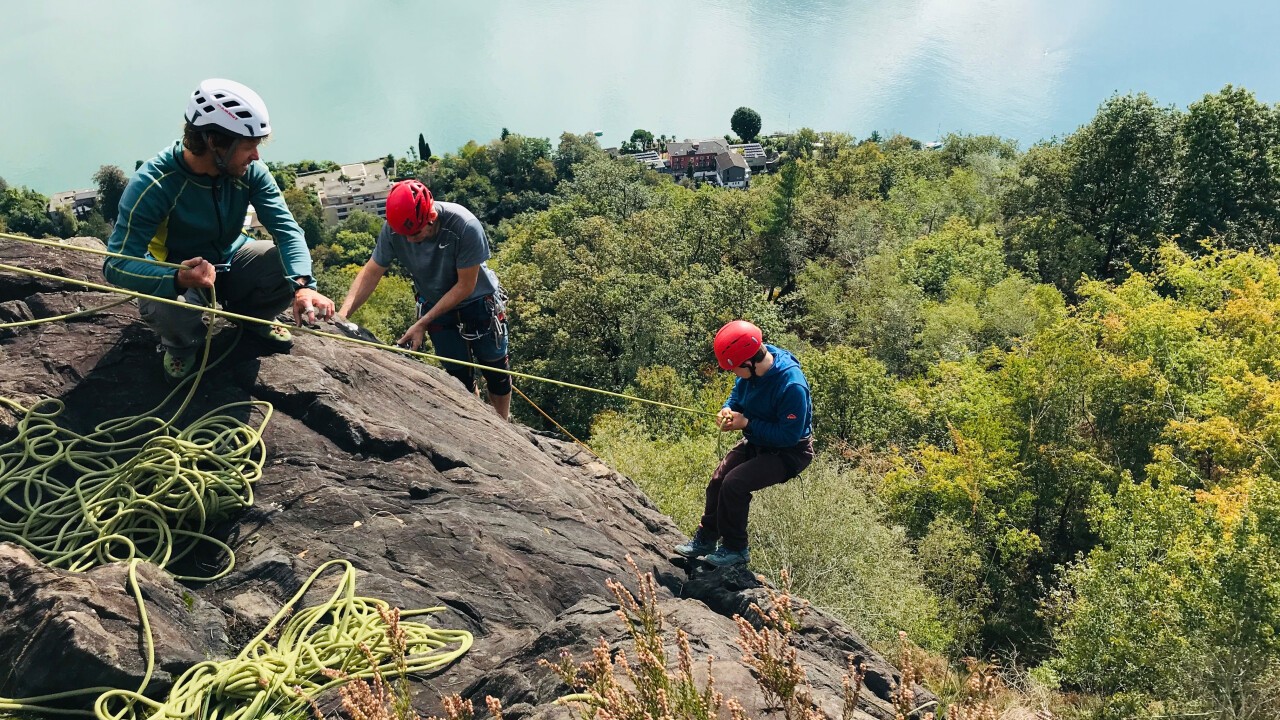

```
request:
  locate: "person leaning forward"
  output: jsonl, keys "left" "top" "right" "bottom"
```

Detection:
{"left": 102, "top": 78, "right": 335, "bottom": 380}
{"left": 336, "top": 180, "right": 512, "bottom": 421}
{"left": 675, "top": 320, "right": 815, "bottom": 567}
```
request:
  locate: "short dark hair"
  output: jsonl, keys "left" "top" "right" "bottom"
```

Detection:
{"left": 182, "top": 123, "right": 238, "bottom": 156}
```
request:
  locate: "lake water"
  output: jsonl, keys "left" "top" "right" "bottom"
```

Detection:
{"left": 3, "top": 0, "right": 1278, "bottom": 194}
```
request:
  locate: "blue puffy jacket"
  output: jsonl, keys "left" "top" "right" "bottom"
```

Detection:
{"left": 104, "top": 141, "right": 313, "bottom": 298}
{"left": 724, "top": 345, "right": 813, "bottom": 447}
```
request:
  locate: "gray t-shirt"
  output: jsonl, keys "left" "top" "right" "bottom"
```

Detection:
{"left": 371, "top": 201, "right": 500, "bottom": 307}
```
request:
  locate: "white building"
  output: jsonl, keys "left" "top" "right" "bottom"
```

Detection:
{"left": 296, "top": 161, "right": 392, "bottom": 225}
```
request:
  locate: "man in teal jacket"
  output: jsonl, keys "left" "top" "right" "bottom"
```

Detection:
{"left": 104, "top": 78, "right": 334, "bottom": 379}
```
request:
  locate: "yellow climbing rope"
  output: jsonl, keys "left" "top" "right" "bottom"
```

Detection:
{"left": 0, "top": 231, "right": 715, "bottom": 419}
{"left": 0, "top": 559, "right": 473, "bottom": 720}
{"left": 0, "top": 236, "right": 475, "bottom": 717}
{"left": 0, "top": 282, "right": 268, "bottom": 580}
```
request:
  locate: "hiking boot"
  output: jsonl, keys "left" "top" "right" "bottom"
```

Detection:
{"left": 702, "top": 545, "right": 750, "bottom": 567}
{"left": 674, "top": 529, "right": 718, "bottom": 559}
{"left": 243, "top": 322, "right": 293, "bottom": 349}
{"left": 162, "top": 349, "right": 198, "bottom": 381}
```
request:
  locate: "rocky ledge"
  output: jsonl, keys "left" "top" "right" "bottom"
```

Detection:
{"left": 0, "top": 238, "right": 931, "bottom": 719}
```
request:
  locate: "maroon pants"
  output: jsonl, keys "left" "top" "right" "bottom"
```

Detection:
{"left": 699, "top": 437, "right": 815, "bottom": 551}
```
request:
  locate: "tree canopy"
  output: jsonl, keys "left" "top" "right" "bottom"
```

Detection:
{"left": 731, "top": 106, "right": 762, "bottom": 142}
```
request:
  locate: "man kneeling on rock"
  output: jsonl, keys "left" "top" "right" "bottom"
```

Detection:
{"left": 103, "top": 78, "right": 335, "bottom": 380}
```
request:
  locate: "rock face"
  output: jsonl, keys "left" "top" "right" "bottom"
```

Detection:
{"left": 0, "top": 238, "right": 929, "bottom": 720}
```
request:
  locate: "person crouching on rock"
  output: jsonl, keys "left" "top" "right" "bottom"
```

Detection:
{"left": 102, "top": 78, "right": 335, "bottom": 381}
{"left": 335, "top": 180, "right": 512, "bottom": 421}
{"left": 675, "top": 320, "right": 815, "bottom": 567}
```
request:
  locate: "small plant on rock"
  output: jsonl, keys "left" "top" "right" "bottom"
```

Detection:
{"left": 543, "top": 556, "right": 732, "bottom": 720}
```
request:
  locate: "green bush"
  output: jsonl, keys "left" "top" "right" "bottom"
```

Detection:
{"left": 751, "top": 453, "right": 951, "bottom": 652}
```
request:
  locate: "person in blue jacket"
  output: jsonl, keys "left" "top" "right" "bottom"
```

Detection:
{"left": 103, "top": 78, "right": 335, "bottom": 380}
{"left": 675, "top": 320, "right": 815, "bottom": 567}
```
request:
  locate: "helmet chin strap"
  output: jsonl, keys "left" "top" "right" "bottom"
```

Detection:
{"left": 203, "top": 132, "right": 240, "bottom": 174}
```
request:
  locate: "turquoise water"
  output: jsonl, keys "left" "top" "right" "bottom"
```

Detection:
{"left": 3, "top": 0, "right": 1278, "bottom": 194}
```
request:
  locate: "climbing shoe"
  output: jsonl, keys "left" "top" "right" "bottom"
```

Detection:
{"left": 702, "top": 545, "right": 750, "bottom": 568}
{"left": 243, "top": 322, "right": 293, "bottom": 349}
{"left": 674, "top": 529, "right": 718, "bottom": 559}
{"left": 162, "top": 349, "right": 198, "bottom": 381}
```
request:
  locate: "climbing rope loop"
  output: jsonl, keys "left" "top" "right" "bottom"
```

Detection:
{"left": 0, "top": 277, "right": 270, "bottom": 581}
{"left": 94, "top": 559, "right": 473, "bottom": 720}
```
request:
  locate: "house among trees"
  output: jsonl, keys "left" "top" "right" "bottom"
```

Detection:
{"left": 295, "top": 160, "right": 391, "bottom": 225}
{"left": 46, "top": 189, "right": 99, "bottom": 219}
{"left": 728, "top": 142, "right": 768, "bottom": 172}
{"left": 665, "top": 139, "right": 728, "bottom": 181}
{"left": 627, "top": 150, "right": 666, "bottom": 171}
{"left": 620, "top": 136, "right": 766, "bottom": 189}
{"left": 715, "top": 149, "right": 750, "bottom": 188}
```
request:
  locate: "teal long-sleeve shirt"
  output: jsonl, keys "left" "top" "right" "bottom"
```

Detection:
{"left": 103, "top": 141, "right": 313, "bottom": 298}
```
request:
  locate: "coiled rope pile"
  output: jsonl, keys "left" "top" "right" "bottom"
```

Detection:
{"left": 0, "top": 286, "right": 267, "bottom": 581}
{"left": 1, "top": 559, "right": 474, "bottom": 720}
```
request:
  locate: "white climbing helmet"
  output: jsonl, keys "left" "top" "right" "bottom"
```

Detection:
{"left": 184, "top": 78, "right": 272, "bottom": 138}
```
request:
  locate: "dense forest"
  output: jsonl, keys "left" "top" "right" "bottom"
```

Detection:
{"left": 3, "top": 85, "right": 1277, "bottom": 718}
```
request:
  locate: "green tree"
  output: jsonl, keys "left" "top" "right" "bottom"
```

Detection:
{"left": 418, "top": 133, "right": 430, "bottom": 162}
{"left": 92, "top": 165, "right": 128, "bottom": 223}
{"left": 1173, "top": 84, "right": 1280, "bottom": 248}
{"left": 282, "top": 186, "right": 326, "bottom": 248}
{"left": 1003, "top": 141, "right": 1097, "bottom": 293}
{"left": 49, "top": 206, "right": 77, "bottom": 238}
{"left": 802, "top": 345, "right": 911, "bottom": 447}
{"left": 78, "top": 209, "right": 111, "bottom": 240}
{"left": 554, "top": 132, "right": 603, "bottom": 181}
{"left": 0, "top": 186, "right": 55, "bottom": 238}
{"left": 1067, "top": 93, "right": 1179, "bottom": 277}
{"left": 753, "top": 160, "right": 808, "bottom": 295}
{"left": 731, "top": 106, "right": 762, "bottom": 142}
{"left": 629, "top": 128, "right": 654, "bottom": 149}
{"left": 779, "top": 128, "right": 819, "bottom": 160}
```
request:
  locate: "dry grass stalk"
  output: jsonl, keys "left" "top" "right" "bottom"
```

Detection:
{"left": 945, "top": 658, "right": 1000, "bottom": 720}
{"left": 891, "top": 632, "right": 935, "bottom": 720}
{"left": 542, "top": 556, "right": 724, "bottom": 720}
{"left": 841, "top": 654, "right": 866, "bottom": 720}
{"left": 734, "top": 568, "right": 831, "bottom": 720}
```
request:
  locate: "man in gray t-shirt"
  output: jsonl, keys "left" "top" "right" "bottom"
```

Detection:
{"left": 337, "top": 180, "right": 511, "bottom": 420}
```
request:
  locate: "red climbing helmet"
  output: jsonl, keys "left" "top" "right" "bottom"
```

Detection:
{"left": 713, "top": 320, "right": 763, "bottom": 371}
{"left": 385, "top": 180, "right": 438, "bottom": 235}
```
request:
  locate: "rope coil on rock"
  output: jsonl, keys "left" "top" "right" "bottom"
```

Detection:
{"left": 0, "top": 235, "right": 475, "bottom": 718}
{"left": 0, "top": 280, "right": 268, "bottom": 581}
{"left": 0, "top": 559, "right": 474, "bottom": 720}
{"left": 97, "top": 559, "right": 473, "bottom": 720}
